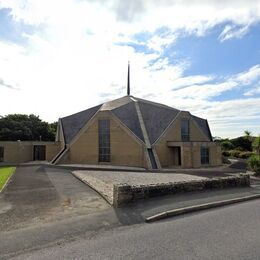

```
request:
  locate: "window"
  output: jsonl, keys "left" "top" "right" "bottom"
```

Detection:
{"left": 201, "top": 147, "right": 209, "bottom": 164}
{"left": 0, "top": 146, "right": 4, "bottom": 162}
{"left": 98, "top": 119, "right": 110, "bottom": 162}
{"left": 181, "top": 119, "right": 189, "bottom": 141}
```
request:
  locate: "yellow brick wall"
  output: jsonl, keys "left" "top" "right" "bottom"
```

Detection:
{"left": 2, "top": 142, "right": 32, "bottom": 163}
{"left": 68, "top": 111, "right": 146, "bottom": 167}
{"left": 46, "top": 143, "right": 62, "bottom": 161}
{"left": 0, "top": 141, "right": 61, "bottom": 163}
{"left": 154, "top": 112, "right": 221, "bottom": 168}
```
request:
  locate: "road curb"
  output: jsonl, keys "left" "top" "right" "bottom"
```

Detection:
{"left": 0, "top": 167, "right": 16, "bottom": 193}
{"left": 146, "top": 194, "right": 260, "bottom": 223}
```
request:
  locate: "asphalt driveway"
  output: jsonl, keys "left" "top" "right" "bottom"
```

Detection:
{"left": 0, "top": 166, "right": 109, "bottom": 231}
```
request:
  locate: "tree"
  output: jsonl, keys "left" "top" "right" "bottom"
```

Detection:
{"left": 220, "top": 140, "right": 234, "bottom": 151}
{"left": 244, "top": 130, "right": 252, "bottom": 141}
{"left": 0, "top": 114, "right": 56, "bottom": 141}
{"left": 252, "top": 135, "right": 260, "bottom": 157}
{"left": 231, "top": 136, "right": 252, "bottom": 151}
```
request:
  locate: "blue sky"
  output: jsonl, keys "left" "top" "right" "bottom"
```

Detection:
{"left": 0, "top": 0, "right": 260, "bottom": 138}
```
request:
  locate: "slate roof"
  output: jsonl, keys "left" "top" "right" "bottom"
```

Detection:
{"left": 112, "top": 101, "right": 144, "bottom": 142}
{"left": 192, "top": 115, "right": 213, "bottom": 141}
{"left": 138, "top": 100, "right": 180, "bottom": 144}
{"left": 61, "top": 104, "right": 102, "bottom": 144}
{"left": 60, "top": 96, "right": 212, "bottom": 144}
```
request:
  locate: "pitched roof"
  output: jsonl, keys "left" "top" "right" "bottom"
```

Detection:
{"left": 61, "top": 104, "right": 101, "bottom": 144}
{"left": 60, "top": 95, "right": 212, "bottom": 145}
{"left": 192, "top": 115, "right": 213, "bottom": 141}
{"left": 138, "top": 100, "right": 180, "bottom": 144}
{"left": 112, "top": 101, "right": 144, "bottom": 142}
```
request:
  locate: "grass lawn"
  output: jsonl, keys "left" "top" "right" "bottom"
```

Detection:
{"left": 0, "top": 167, "right": 16, "bottom": 191}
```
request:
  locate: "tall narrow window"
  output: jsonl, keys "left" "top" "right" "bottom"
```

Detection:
{"left": 201, "top": 147, "right": 209, "bottom": 164}
{"left": 181, "top": 119, "right": 189, "bottom": 141}
{"left": 98, "top": 119, "right": 110, "bottom": 162}
{"left": 0, "top": 146, "right": 4, "bottom": 162}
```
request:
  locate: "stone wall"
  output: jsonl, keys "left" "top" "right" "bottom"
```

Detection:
{"left": 113, "top": 174, "right": 250, "bottom": 207}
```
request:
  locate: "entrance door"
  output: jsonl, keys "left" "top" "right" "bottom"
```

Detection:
{"left": 0, "top": 147, "right": 4, "bottom": 162}
{"left": 33, "top": 145, "right": 46, "bottom": 161}
{"left": 172, "top": 146, "right": 181, "bottom": 166}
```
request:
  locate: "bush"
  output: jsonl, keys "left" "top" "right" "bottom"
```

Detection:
{"left": 252, "top": 136, "right": 260, "bottom": 157}
{"left": 247, "top": 155, "right": 260, "bottom": 176}
{"left": 222, "top": 150, "right": 253, "bottom": 159}
{"left": 238, "top": 151, "right": 254, "bottom": 159}
{"left": 230, "top": 136, "right": 252, "bottom": 151}
{"left": 221, "top": 141, "right": 234, "bottom": 151}
{"left": 222, "top": 151, "right": 231, "bottom": 157}
{"left": 222, "top": 156, "right": 231, "bottom": 164}
{"left": 229, "top": 150, "right": 241, "bottom": 158}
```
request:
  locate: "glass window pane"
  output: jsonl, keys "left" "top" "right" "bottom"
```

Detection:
{"left": 98, "top": 119, "right": 110, "bottom": 162}
{"left": 201, "top": 147, "right": 209, "bottom": 164}
{"left": 181, "top": 119, "right": 189, "bottom": 141}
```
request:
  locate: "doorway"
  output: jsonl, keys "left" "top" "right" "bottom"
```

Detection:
{"left": 33, "top": 145, "right": 46, "bottom": 161}
{"left": 0, "top": 147, "right": 4, "bottom": 162}
{"left": 172, "top": 146, "right": 181, "bottom": 166}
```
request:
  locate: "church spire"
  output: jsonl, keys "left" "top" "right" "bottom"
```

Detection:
{"left": 127, "top": 61, "right": 130, "bottom": 96}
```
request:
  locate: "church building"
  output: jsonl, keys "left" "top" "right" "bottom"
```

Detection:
{"left": 52, "top": 94, "right": 221, "bottom": 169}
{"left": 0, "top": 64, "right": 221, "bottom": 169}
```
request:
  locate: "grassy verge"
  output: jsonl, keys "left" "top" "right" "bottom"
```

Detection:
{"left": 0, "top": 167, "right": 16, "bottom": 191}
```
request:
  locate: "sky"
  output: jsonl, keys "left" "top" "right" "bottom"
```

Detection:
{"left": 0, "top": 0, "right": 260, "bottom": 138}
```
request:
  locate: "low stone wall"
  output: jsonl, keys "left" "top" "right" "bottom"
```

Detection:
{"left": 113, "top": 174, "right": 250, "bottom": 207}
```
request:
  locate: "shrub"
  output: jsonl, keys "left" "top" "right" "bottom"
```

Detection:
{"left": 221, "top": 141, "right": 234, "bottom": 151}
{"left": 238, "top": 151, "right": 254, "bottom": 159}
{"left": 222, "top": 151, "right": 231, "bottom": 157}
{"left": 247, "top": 155, "right": 260, "bottom": 176}
{"left": 222, "top": 156, "right": 231, "bottom": 164}
{"left": 252, "top": 136, "right": 260, "bottom": 157}
{"left": 229, "top": 150, "right": 241, "bottom": 158}
{"left": 231, "top": 136, "right": 252, "bottom": 151}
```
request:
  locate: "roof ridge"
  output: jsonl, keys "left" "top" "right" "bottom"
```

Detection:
{"left": 100, "top": 95, "right": 133, "bottom": 111}
{"left": 134, "top": 97, "right": 179, "bottom": 111}
{"left": 61, "top": 103, "right": 103, "bottom": 119}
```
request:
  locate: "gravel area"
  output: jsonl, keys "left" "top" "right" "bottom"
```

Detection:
{"left": 73, "top": 171, "right": 208, "bottom": 203}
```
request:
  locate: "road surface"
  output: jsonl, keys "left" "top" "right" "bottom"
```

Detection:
{"left": 10, "top": 199, "right": 260, "bottom": 260}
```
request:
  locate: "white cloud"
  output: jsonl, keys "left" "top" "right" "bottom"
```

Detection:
{"left": 0, "top": 0, "right": 260, "bottom": 139}
{"left": 235, "top": 65, "right": 260, "bottom": 85}
{"left": 218, "top": 24, "right": 250, "bottom": 42}
{"left": 244, "top": 85, "right": 260, "bottom": 96}
{"left": 171, "top": 81, "right": 237, "bottom": 100}
{"left": 147, "top": 33, "right": 177, "bottom": 53}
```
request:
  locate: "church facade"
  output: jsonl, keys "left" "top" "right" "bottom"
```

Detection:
{"left": 51, "top": 95, "right": 222, "bottom": 169}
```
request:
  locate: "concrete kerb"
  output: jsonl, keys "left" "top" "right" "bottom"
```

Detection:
{"left": 146, "top": 194, "right": 260, "bottom": 223}
{"left": 48, "top": 164, "right": 146, "bottom": 173}
{"left": 0, "top": 167, "right": 16, "bottom": 193}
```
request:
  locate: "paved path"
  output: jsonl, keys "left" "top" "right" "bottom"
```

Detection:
{"left": 0, "top": 166, "right": 109, "bottom": 231}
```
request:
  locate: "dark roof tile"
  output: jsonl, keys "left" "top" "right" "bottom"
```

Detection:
{"left": 138, "top": 101, "right": 179, "bottom": 144}
{"left": 61, "top": 104, "right": 101, "bottom": 144}
{"left": 192, "top": 115, "right": 212, "bottom": 141}
{"left": 112, "top": 101, "right": 144, "bottom": 142}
